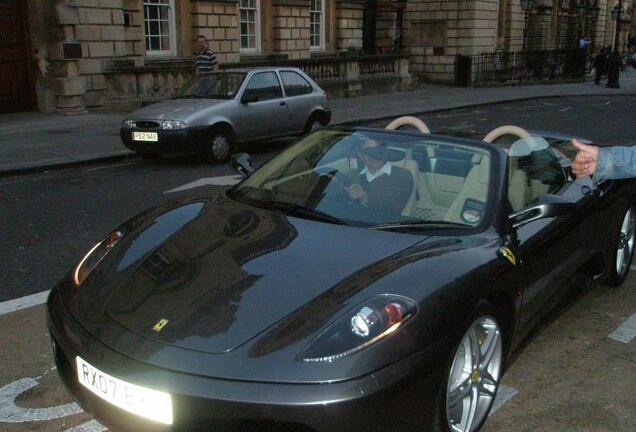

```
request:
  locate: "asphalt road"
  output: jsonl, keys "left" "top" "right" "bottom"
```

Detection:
{"left": 0, "top": 95, "right": 635, "bottom": 431}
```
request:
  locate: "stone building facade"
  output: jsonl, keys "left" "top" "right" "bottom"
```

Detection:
{"left": 1, "top": 0, "right": 632, "bottom": 114}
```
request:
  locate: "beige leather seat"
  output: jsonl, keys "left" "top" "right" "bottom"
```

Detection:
{"left": 444, "top": 153, "right": 490, "bottom": 224}
{"left": 508, "top": 157, "right": 530, "bottom": 212}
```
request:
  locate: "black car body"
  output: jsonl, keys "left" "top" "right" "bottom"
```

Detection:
{"left": 48, "top": 125, "right": 636, "bottom": 432}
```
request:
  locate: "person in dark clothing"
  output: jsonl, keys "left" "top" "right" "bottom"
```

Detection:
{"left": 346, "top": 139, "right": 413, "bottom": 221}
{"left": 195, "top": 35, "right": 218, "bottom": 75}
{"left": 607, "top": 51, "right": 622, "bottom": 88}
{"left": 593, "top": 48, "right": 607, "bottom": 85}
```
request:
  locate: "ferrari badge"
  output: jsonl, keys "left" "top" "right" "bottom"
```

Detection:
{"left": 152, "top": 319, "right": 169, "bottom": 332}
{"left": 499, "top": 247, "right": 517, "bottom": 266}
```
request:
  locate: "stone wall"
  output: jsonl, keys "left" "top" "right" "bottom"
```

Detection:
{"left": 335, "top": 1, "right": 363, "bottom": 50}
{"left": 273, "top": 1, "right": 310, "bottom": 59}
{"left": 191, "top": 0, "right": 239, "bottom": 64}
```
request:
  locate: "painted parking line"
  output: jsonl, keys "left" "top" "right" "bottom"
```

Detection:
{"left": 608, "top": 312, "right": 636, "bottom": 344}
{"left": 164, "top": 175, "right": 242, "bottom": 193}
{"left": 490, "top": 385, "right": 518, "bottom": 415}
{"left": 0, "top": 290, "right": 49, "bottom": 317}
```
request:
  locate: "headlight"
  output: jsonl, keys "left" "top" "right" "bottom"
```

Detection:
{"left": 73, "top": 231, "right": 123, "bottom": 286}
{"left": 161, "top": 120, "right": 187, "bottom": 130}
{"left": 298, "top": 295, "right": 416, "bottom": 363}
{"left": 122, "top": 120, "right": 135, "bottom": 128}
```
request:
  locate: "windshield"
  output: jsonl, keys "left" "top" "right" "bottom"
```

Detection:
{"left": 177, "top": 73, "right": 246, "bottom": 99}
{"left": 228, "top": 129, "right": 494, "bottom": 229}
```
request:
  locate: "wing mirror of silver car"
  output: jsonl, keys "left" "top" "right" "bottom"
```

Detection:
{"left": 509, "top": 194, "right": 578, "bottom": 229}
{"left": 230, "top": 153, "right": 254, "bottom": 178}
{"left": 241, "top": 94, "right": 259, "bottom": 104}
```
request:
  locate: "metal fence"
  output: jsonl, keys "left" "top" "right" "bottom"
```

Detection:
{"left": 456, "top": 49, "right": 593, "bottom": 87}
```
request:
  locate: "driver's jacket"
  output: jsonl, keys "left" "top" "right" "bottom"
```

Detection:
{"left": 595, "top": 145, "right": 636, "bottom": 183}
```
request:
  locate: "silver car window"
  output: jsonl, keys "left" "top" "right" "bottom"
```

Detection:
{"left": 280, "top": 71, "right": 313, "bottom": 97}
{"left": 243, "top": 72, "right": 283, "bottom": 102}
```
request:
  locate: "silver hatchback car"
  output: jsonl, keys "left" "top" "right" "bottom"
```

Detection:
{"left": 120, "top": 67, "right": 331, "bottom": 162}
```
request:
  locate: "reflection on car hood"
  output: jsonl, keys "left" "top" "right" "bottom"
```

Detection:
{"left": 127, "top": 98, "right": 231, "bottom": 122}
{"left": 68, "top": 197, "right": 424, "bottom": 355}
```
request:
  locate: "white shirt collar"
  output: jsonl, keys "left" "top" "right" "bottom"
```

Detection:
{"left": 360, "top": 162, "right": 392, "bottom": 183}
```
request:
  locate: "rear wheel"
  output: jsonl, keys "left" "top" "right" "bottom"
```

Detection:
{"left": 204, "top": 129, "right": 232, "bottom": 163}
{"left": 603, "top": 205, "right": 635, "bottom": 287}
{"left": 433, "top": 307, "right": 504, "bottom": 432}
{"left": 304, "top": 112, "right": 325, "bottom": 134}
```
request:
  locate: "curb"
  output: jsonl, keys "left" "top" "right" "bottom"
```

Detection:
{"left": 2, "top": 91, "right": 635, "bottom": 177}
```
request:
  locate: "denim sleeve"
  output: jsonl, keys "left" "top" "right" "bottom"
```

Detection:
{"left": 595, "top": 146, "right": 636, "bottom": 182}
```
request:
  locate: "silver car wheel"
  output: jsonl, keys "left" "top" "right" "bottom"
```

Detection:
{"left": 615, "top": 208, "right": 635, "bottom": 276}
{"left": 446, "top": 316, "right": 503, "bottom": 432}
{"left": 211, "top": 133, "right": 230, "bottom": 161}
{"left": 310, "top": 119, "right": 322, "bottom": 132}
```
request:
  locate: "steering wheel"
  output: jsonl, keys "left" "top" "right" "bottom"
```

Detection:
{"left": 482, "top": 125, "right": 532, "bottom": 144}
{"left": 385, "top": 116, "right": 431, "bottom": 134}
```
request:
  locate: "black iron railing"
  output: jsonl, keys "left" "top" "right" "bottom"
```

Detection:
{"left": 456, "top": 49, "right": 594, "bottom": 86}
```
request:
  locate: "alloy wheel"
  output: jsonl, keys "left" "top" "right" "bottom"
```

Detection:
{"left": 310, "top": 120, "right": 322, "bottom": 132}
{"left": 446, "top": 316, "right": 503, "bottom": 432}
{"left": 211, "top": 133, "right": 230, "bottom": 161}
{"left": 615, "top": 208, "right": 635, "bottom": 276}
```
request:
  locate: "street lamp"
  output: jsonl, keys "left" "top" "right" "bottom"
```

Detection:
{"left": 611, "top": 2, "right": 623, "bottom": 53}
{"left": 520, "top": 0, "right": 534, "bottom": 50}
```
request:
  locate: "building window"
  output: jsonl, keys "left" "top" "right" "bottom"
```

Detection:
{"left": 310, "top": 0, "right": 324, "bottom": 49}
{"left": 143, "top": 0, "right": 176, "bottom": 56}
{"left": 239, "top": 0, "right": 260, "bottom": 52}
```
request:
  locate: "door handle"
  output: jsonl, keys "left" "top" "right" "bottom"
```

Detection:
{"left": 279, "top": 101, "right": 286, "bottom": 106}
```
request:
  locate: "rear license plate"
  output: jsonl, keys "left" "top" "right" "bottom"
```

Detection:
{"left": 76, "top": 356, "right": 172, "bottom": 424}
{"left": 133, "top": 132, "right": 158, "bottom": 142}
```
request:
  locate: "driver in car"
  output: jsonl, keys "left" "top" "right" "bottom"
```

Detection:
{"left": 346, "top": 139, "right": 413, "bottom": 220}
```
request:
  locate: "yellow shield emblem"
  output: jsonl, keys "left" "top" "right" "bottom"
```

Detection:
{"left": 499, "top": 247, "right": 517, "bottom": 266}
{"left": 152, "top": 319, "right": 169, "bottom": 332}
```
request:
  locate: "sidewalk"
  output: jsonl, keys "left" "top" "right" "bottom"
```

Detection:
{"left": 1, "top": 68, "right": 635, "bottom": 176}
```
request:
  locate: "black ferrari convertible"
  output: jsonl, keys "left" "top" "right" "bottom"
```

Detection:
{"left": 47, "top": 118, "right": 635, "bottom": 432}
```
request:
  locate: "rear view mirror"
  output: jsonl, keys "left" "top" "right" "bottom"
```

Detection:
{"left": 509, "top": 194, "right": 577, "bottom": 229}
{"left": 230, "top": 153, "right": 254, "bottom": 178}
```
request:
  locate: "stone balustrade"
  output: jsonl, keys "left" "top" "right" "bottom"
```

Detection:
{"left": 103, "top": 53, "right": 411, "bottom": 109}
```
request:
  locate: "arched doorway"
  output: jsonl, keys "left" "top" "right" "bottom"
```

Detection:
{"left": 0, "top": 0, "right": 36, "bottom": 114}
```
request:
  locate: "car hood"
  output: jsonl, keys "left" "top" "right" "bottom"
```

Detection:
{"left": 69, "top": 196, "right": 425, "bottom": 355}
{"left": 128, "top": 98, "right": 231, "bottom": 122}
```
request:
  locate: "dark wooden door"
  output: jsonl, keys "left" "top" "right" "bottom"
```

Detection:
{"left": 0, "top": 0, "right": 35, "bottom": 114}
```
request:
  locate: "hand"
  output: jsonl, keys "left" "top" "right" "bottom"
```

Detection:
{"left": 571, "top": 139, "right": 600, "bottom": 178}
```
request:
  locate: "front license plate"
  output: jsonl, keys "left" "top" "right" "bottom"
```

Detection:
{"left": 133, "top": 131, "right": 158, "bottom": 142}
{"left": 76, "top": 356, "right": 173, "bottom": 425}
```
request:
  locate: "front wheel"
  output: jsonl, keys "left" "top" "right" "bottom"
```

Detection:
{"left": 603, "top": 205, "right": 635, "bottom": 287}
{"left": 435, "top": 311, "right": 504, "bottom": 432}
{"left": 204, "top": 130, "right": 232, "bottom": 163}
{"left": 303, "top": 113, "right": 325, "bottom": 135}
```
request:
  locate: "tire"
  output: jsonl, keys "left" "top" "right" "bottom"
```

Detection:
{"left": 602, "top": 205, "right": 636, "bottom": 287}
{"left": 303, "top": 112, "right": 325, "bottom": 134}
{"left": 204, "top": 129, "right": 233, "bottom": 163}
{"left": 432, "top": 305, "right": 505, "bottom": 432}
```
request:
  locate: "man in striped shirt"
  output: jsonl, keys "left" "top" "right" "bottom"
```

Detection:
{"left": 195, "top": 35, "right": 218, "bottom": 75}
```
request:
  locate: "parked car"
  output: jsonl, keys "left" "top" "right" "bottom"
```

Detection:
{"left": 120, "top": 67, "right": 331, "bottom": 162}
{"left": 49, "top": 119, "right": 635, "bottom": 432}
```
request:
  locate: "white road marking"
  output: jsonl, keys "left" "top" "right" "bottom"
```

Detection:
{"left": 0, "top": 377, "right": 82, "bottom": 423}
{"left": 559, "top": 106, "right": 572, "bottom": 112}
{"left": 65, "top": 420, "right": 108, "bottom": 432}
{"left": 608, "top": 312, "right": 636, "bottom": 343}
{"left": 0, "top": 290, "right": 50, "bottom": 317}
{"left": 490, "top": 385, "right": 518, "bottom": 415}
{"left": 165, "top": 175, "right": 242, "bottom": 193}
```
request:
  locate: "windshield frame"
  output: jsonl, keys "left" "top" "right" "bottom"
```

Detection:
{"left": 176, "top": 72, "right": 247, "bottom": 100}
{"left": 227, "top": 126, "right": 504, "bottom": 233}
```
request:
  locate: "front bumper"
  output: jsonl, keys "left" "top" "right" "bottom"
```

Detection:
{"left": 120, "top": 127, "right": 208, "bottom": 155}
{"left": 47, "top": 287, "right": 444, "bottom": 432}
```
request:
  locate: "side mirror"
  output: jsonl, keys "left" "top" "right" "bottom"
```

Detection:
{"left": 230, "top": 152, "right": 254, "bottom": 178}
{"left": 509, "top": 194, "right": 577, "bottom": 229}
{"left": 241, "top": 93, "right": 259, "bottom": 104}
